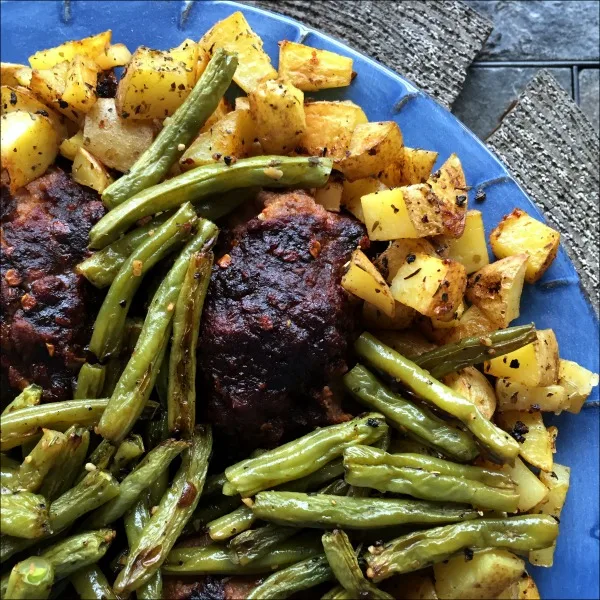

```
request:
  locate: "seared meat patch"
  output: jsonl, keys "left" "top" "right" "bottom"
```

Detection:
{"left": 198, "top": 190, "right": 367, "bottom": 451}
{"left": 1, "top": 168, "right": 105, "bottom": 402}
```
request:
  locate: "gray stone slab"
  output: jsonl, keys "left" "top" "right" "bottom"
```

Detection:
{"left": 579, "top": 68, "right": 600, "bottom": 132}
{"left": 453, "top": 67, "right": 572, "bottom": 139}
{"left": 244, "top": 0, "right": 493, "bottom": 107}
{"left": 464, "top": 0, "right": 600, "bottom": 61}
{"left": 487, "top": 70, "right": 599, "bottom": 312}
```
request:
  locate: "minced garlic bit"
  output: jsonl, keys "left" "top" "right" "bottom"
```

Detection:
{"left": 177, "top": 143, "right": 186, "bottom": 151}
{"left": 151, "top": 505, "right": 159, "bottom": 515}
{"left": 85, "top": 462, "right": 97, "bottom": 472}
{"left": 132, "top": 260, "right": 143, "bottom": 276}
{"left": 241, "top": 497, "right": 254, "bottom": 508}
{"left": 167, "top": 302, "right": 175, "bottom": 312}
{"left": 263, "top": 167, "right": 284, "bottom": 180}
{"left": 217, "top": 254, "right": 232, "bottom": 268}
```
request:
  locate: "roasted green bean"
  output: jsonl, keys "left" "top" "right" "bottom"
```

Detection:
{"left": 110, "top": 434, "right": 145, "bottom": 479}
{"left": 17, "top": 429, "right": 67, "bottom": 492}
{"left": 365, "top": 515, "right": 559, "bottom": 581}
{"left": 207, "top": 505, "right": 255, "bottom": 541}
{"left": 74, "top": 364, "right": 106, "bottom": 400}
{"left": 2, "top": 385, "right": 42, "bottom": 416}
{"left": 1, "top": 491, "right": 49, "bottom": 538}
{"left": 5, "top": 557, "right": 54, "bottom": 600}
{"left": 1, "top": 453, "right": 20, "bottom": 490}
{"left": 229, "top": 524, "right": 299, "bottom": 566}
{"left": 355, "top": 333, "right": 519, "bottom": 462}
{"left": 70, "top": 565, "right": 116, "bottom": 600}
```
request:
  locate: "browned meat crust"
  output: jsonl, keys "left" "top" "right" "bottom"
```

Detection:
{"left": 198, "top": 190, "right": 368, "bottom": 452}
{"left": 163, "top": 576, "right": 260, "bottom": 600}
{"left": 1, "top": 168, "right": 105, "bottom": 402}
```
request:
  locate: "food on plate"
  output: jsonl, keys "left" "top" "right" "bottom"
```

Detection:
{"left": 0, "top": 12, "right": 597, "bottom": 600}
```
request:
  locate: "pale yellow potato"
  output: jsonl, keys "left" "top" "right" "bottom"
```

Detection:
{"left": 442, "top": 366, "right": 496, "bottom": 419}
{"left": 431, "top": 301, "right": 465, "bottom": 330}
{"left": 379, "top": 146, "right": 438, "bottom": 187}
{"left": 497, "top": 575, "right": 541, "bottom": 600}
{"left": 28, "top": 31, "right": 111, "bottom": 69}
{"left": 490, "top": 208, "right": 560, "bottom": 283}
{"left": 504, "top": 457, "right": 549, "bottom": 512}
{"left": 434, "top": 549, "right": 525, "bottom": 600}
{"left": 199, "top": 11, "right": 277, "bottom": 92}
{"left": 442, "top": 210, "right": 490, "bottom": 274}
{"left": 313, "top": 177, "right": 343, "bottom": 212}
{"left": 535, "top": 329, "right": 560, "bottom": 386}
{"left": 558, "top": 358, "right": 599, "bottom": 413}
{"left": 1, "top": 62, "right": 29, "bottom": 86}
{"left": 30, "top": 61, "right": 83, "bottom": 123}
{"left": 12, "top": 66, "right": 33, "bottom": 87}
{"left": 278, "top": 41, "right": 353, "bottom": 91}
{"left": 495, "top": 379, "right": 569, "bottom": 414}
{"left": 1, "top": 111, "right": 59, "bottom": 191}
{"left": 370, "top": 329, "right": 437, "bottom": 357}
{"left": 62, "top": 55, "right": 98, "bottom": 113}
{"left": 341, "top": 176, "right": 386, "bottom": 222}
{"left": 95, "top": 43, "right": 132, "bottom": 70}
{"left": 428, "top": 153, "right": 467, "bottom": 238}
{"left": 341, "top": 249, "right": 395, "bottom": 317}
{"left": 249, "top": 79, "right": 305, "bottom": 154}
{"left": 59, "top": 130, "right": 84, "bottom": 161}
{"left": 362, "top": 300, "right": 416, "bottom": 331}
{"left": 338, "top": 121, "right": 403, "bottom": 181}
{"left": 438, "top": 304, "right": 498, "bottom": 344}
{"left": 374, "top": 238, "right": 437, "bottom": 283}
{"left": 72, "top": 147, "right": 113, "bottom": 193}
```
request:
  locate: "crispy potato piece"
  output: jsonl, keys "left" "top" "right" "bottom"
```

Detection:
{"left": 374, "top": 238, "right": 437, "bottom": 283}
{"left": 95, "top": 43, "right": 132, "bottom": 70}
{"left": 380, "top": 146, "right": 438, "bottom": 187}
{"left": 433, "top": 549, "right": 525, "bottom": 600}
{"left": 12, "top": 66, "right": 33, "bottom": 88}
{"left": 495, "top": 379, "right": 569, "bottom": 414}
{"left": 466, "top": 254, "right": 528, "bottom": 328}
{"left": 440, "top": 210, "right": 490, "bottom": 274}
{"left": 28, "top": 31, "right": 111, "bottom": 69}
{"left": 390, "top": 252, "right": 466, "bottom": 320}
{"left": 362, "top": 300, "right": 416, "bottom": 331}
{"left": 201, "top": 97, "right": 232, "bottom": 133}
{"left": 62, "top": 55, "right": 98, "bottom": 113}
{"left": 442, "top": 366, "right": 496, "bottom": 419}
{"left": 83, "top": 98, "right": 154, "bottom": 172}
{"left": 534, "top": 329, "right": 560, "bottom": 386}
{"left": 341, "top": 249, "right": 395, "bottom": 317}
{"left": 438, "top": 304, "right": 498, "bottom": 344}
{"left": 341, "top": 176, "right": 386, "bottom": 222}
{"left": 1, "top": 111, "right": 59, "bottom": 191}
{"left": 1, "top": 62, "right": 29, "bottom": 86}
{"left": 338, "top": 121, "right": 403, "bottom": 181}
{"left": 490, "top": 209, "right": 560, "bottom": 283}
{"left": 199, "top": 11, "right": 277, "bottom": 93}
{"left": 497, "top": 575, "right": 541, "bottom": 600}
{"left": 431, "top": 301, "right": 466, "bottom": 330}
{"left": 502, "top": 457, "right": 549, "bottom": 512}
{"left": 370, "top": 330, "right": 437, "bottom": 357}
{"left": 528, "top": 464, "right": 570, "bottom": 567}
{"left": 496, "top": 410, "right": 553, "bottom": 471}
{"left": 278, "top": 41, "right": 353, "bottom": 91}
{"left": 558, "top": 359, "right": 599, "bottom": 413}
{"left": 314, "top": 177, "right": 343, "bottom": 212}
{"left": 59, "top": 130, "right": 84, "bottom": 160}
{"left": 249, "top": 79, "right": 305, "bottom": 154}
{"left": 72, "top": 147, "right": 113, "bottom": 193}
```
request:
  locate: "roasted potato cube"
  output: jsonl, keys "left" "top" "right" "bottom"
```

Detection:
{"left": 431, "top": 301, "right": 465, "bottom": 330}
{"left": 72, "top": 147, "right": 113, "bottom": 193}
{"left": 374, "top": 238, "right": 437, "bottom": 283}
{"left": 495, "top": 379, "right": 569, "bottom": 414}
{"left": 496, "top": 410, "right": 553, "bottom": 471}
{"left": 490, "top": 209, "right": 560, "bottom": 283}
{"left": 199, "top": 11, "right": 277, "bottom": 93}
{"left": 442, "top": 366, "right": 496, "bottom": 419}
{"left": 438, "top": 304, "right": 498, "bottom": 344}
{"left": 497, "top": 575, "right": 541, "bottom": 600}
{"left": 390, "top": 252, "right": 466, "bottom": 320}
{"left": 441, "top": 210, "right": 490, "bottom": 274}
{"left": 29, "top": 31, "right": 111, "bottom": 69}
{"left": 379, "top": 146, "right": 438, "bottom": 187}
{"left": 558, "top": 358, "right": 599, "bottom": 413}
{"left": 83, "top": 98, "right": 154, "bottom": 172}
{"left": 62, "top": 55, "right": 98, "bottom": 113}
{"left": 465, "top": 254, "right": 528, "bottom": 328}
{"left": 433, "top": 549, "right": 525, "bottom": 600}
{"left": 338, "top": 121, "right": 403, "bottom": 181}
{"left": 314, "top": 177, "right": 343, "bottom": 212}
{"left": 59, "top": 130, "right": 84, "bottom": 161}
{"left": 529, "top": 464, "right": 570, "bottom": 567}
{"left": 278, "top": 41, "right": 353, "bottom": 91}
{"left": 249, "top": 79, "right": 305, "bottom": 154}
{"left": 1, "top": 62, "right": 29, "bottom": 86}
{"left": 341, "top": 249, "right": 395, "bottom": 317}
{"left": 95, "top": 43, "right": 132, "bottom": 70}
{"left": 1, "top": 111, "right": 59, "bottom": 191}
{"left": 534, "top": 329, "right": 560, "bottom": 385}
{"left": 428, "top": 153, "right": 467, "bottom": 238}
{"left": 201, "top": 97, "right": 232, "bottom": 133}
{"left": 341, "top": 176, "right": 385, "bottom": 222}
{"left": 503, "top": 457, "right": 549, "bottom": 512}
{"left": 300, "top": 100, "right": 367, "bottom": 160}
{"left": 11, "top": 66, "right": 33, "bottom": 88}
{"left": 370, "top": 330, "right": 437, "bottom": 357}
{"left": 362, "top": 300, "right": 415, "bottom": 331}
{"left": 382, "top": 572, "right": 438, "bottom": 600}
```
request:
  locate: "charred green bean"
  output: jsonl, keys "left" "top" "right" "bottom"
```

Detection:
{"left": 18, "top": 430, "right": 67, "bottom": 492}
{"left": 1, "top": 491, "right": 49, "bottom": 538}
{"left": 2, "top": 385, "right": 42, "bottom": 416}
{"left": 70, "top": 565, "right": 116, "bottom": 600}
{"left": 5, "top": 557, "right": 54, "bottom": 600}
{"left": 74, "top": 364, "right": 106, "bottom": 400}
{"left": 229, "top": 524, "right": 299, "bottom": 566}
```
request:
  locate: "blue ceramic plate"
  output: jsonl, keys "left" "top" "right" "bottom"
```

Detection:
{"left": 1, "top": 1, "right": 598, "bottom": 597}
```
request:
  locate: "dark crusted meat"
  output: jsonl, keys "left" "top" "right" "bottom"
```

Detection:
{"left": 1, "top": 168, "right": 105, "bottom": 402}
{"left": 163, "top": 576, "right": 260, "bottom": 600}
{"left": 198, "top": 190, "right": 368, "bottom": 452}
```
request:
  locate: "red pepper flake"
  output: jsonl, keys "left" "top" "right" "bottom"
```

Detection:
{"left": 4, "top": 269, "right": 21, "bottom": 286}
{"left": 20, "top": 293, "right": 36, "bottom": 310}
{"left": 217, "top": 254, "right": 232, "bottom": 268}
{"left": 309, "top": 239, "right": 321, "bottom": 258}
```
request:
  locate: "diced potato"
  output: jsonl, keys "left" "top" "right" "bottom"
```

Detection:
{"left": 374, "top": 238, "right": 437, "bottom": 283}
{"left": 371, "top": 330, "right": 437, "bottom": 357}
{"left": 234, "top": 96, "right": 249, "bottom": 111}
{"left": 12, "top": 66, "right": 33, "bottom": 88}
{"left": 363, "top": 300, "right": 415, "bottom": 331}
{"left": 495, "top": 379, "right": 569, "bottom": 414}
{"left": 443, "top": 366, "right": 496, "bottom": 419}
{"left": 1, "top": 111, "right": 59, "bottom": 191}
{"left": 199, "top": 11, "right": 277, "bottom": 93}
{"left": 504, "top": 457, "right": 549, "bottom": 512}
{"left": 528, "top": 463, "right": 570, "bottom": 567}
{"left": 497, "top": 575, "right": 541, "bottom": 599}
{"left": 83, "top": 98, "right": 154, "bottom": 172}
{"left": 201, "top": 97, "right": 232, "bottom": 133}
{"left": 441, "top": 210, "right": 490, "bottom": 274}
{"left": 383, "top": 572, "right": 439, "bottom": 599}
{"left": 278, "top": 41, "right": 353, "bottom": 91}
{"left": 490, "top": 209, "right": 560, "bottom": 283}
{"left": 466, "top": 254, "right": 528, "bottom": 328}
{"left": 433, "top": 549, "right": 525, "bottom": 600}
{"left": 431, "top": 301, "right": 465, "bottom": 329}
{"left": 439, "top": 304, "right": 498, "bottom": 344}
{"left": 59, "top": 130, "right": 84, "bottom": 161}
{"left": 249, "top": 79, "right": 305, "bottom": 154}
{"left": 338, "top": 121, "right": 403, "bottom": 181}
{"left": 95, "top": 43, "right": 132, "bottom": 70}
{"left": 496, "top": 410, "right": 553, "bottom": 471}
{"left": 300, "top": 100, "right": 367, "bottom": 160}
{"left": 1, "top": 62, "right": 29, "bottom": 86}
{"left": 379, "top": 146, "right": 438, "bottom": 188}
{"left": 62, "top": 55, "right": 98, "bottom": 113}
{"left": 390, "top": 252, "right": 466, "bottom": 320}
{"left": 72, "top": 147, "right": 113, "bottom": 193}
{"left": 558, "top": 359, "right": 599, "bottom": 413}
{"left": 428, "top": 153, "right": 467, "bottom": 238}
{"left": 341, "top": 177, "right": 386, "bottom": 222}
{"left": 534, "top": 329, "right": 560, "bottom": 386}
{"left": 30, "top": 61, "right": 83, "bottom": 123}
{"left": 28, "top": 31, "right": 111, "bottom": 69}
{"left": 341, "top": 249, "right": 395, "bottom": 317}
{"left": 180, "top": 108, "right": 255, "bottom": 170}
{"left": 314, "top": 177, "right": 343, "bottom": 212}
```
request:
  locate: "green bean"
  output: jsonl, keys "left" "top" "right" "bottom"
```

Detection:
{"left": 321, "top": 585, "right": 349, "bottom": 600}
{"left": 84, "top": 438, "right": 187, "bottom": 529}
{"left": 168, "top": 252, "right": 212, "bottom": 436}
{"left": 229, "top": 524, "right": 299, "bottom": 566}
{"left": 319, "top": 479, "right": 351, "bottom": 496}
{"left": 0, "top": 491, "right": 49, "bottom": 538}
{"left": 246, "top": 554, "right": 333, "bottom": 600}
{"left": 355, "top": 333, "right": 519, "bottom": 462}
{"left": 322, "top": 530, "right": 392, "bottom": 599}
{"left": 344, "top": 365, "right": 478, "bottom": 462}
{"left": 5, "top": 557, "right": 54, "bottom": 600}
{"left": 192, "top": 185, "right": 260, "bottom": 222}
{"left": 251, "top": 491, "right": 477, "bottom": 529}
{"left": 223, "top": 414, "right": 388, "bottom": 498}
{"left": 88, "top": 203, "right": 197, "bottom": 363}
{"left": 110, "top": 434, "right": 145, "bottom": 479}
{"left": 98, "top": 219, "right": 218, "bottom": 442}
{"left": 17, "top": 430, "right": 67, "bottom": 492}
{"left": 1, "top": 453, "right": 20, "bottom": 490}
{"left": 90, "top": 155, "right": 333, "bottom": 248}
{"left": 202, "top": 472, "right": 228, "bottom": 497}
{"left": 114, "top": 425, "right": 212, "bottom": 594}
{"left": 185, "top": 494, "right": 241, "bottom": 535}
{"left": 413, "top": 323, "right": 538, "bottom": 379}
{"left": 78, "top": 440, "right": 116, "bottom": 483}
{"left": 70, "top": 565, "right": 116, "bottom": 600}
{"left": 102, "top": 49, "right": 238, "bottom": 209}
{"left": 366, "top": 514, "right": 559, "bottom": 581}
{"left": 74, "top": 364, "right": 106, "bottom": 401}
{"left": 2, "top": 385, "right": 42, "bottom": 416}
{"left": 207, "top": 505, "right": 255, "bottom": 541}
{"left": 163, "top": 535, "right": 323, "bottom": 575}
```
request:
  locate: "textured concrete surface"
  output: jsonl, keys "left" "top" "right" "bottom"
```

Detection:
{"left": 579, "top": 68, "right": 600, "bottom": 131}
